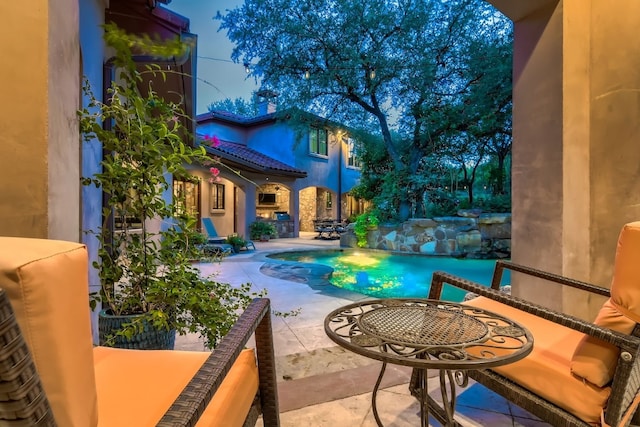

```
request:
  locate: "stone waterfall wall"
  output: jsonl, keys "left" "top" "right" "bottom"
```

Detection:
{"left": 340, "top": 214, "right": 511, "bottom": 259}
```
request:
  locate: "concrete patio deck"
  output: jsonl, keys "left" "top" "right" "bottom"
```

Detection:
{"left": 174, "top": 233, "right": 550, "bottom": 427}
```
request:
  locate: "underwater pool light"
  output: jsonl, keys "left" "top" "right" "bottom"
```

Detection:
{"left": 339, "top": 253, "right": 383, "bottom": 268}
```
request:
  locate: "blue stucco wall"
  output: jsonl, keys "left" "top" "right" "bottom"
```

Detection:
{"left": 79, "top": 0, "right": 105, "bottom": 343}
{"left": 201, "top": 117, "right": 360, "bottom": 193}
{"left": 198, "top": 121, "right": 248, "bottom": 144}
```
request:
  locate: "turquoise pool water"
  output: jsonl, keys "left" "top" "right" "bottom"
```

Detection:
{"left": 267, "top": 249, "right": 509, "bottom": 302}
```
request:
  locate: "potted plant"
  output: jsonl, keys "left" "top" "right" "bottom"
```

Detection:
{"left": 225, "top": 234, "right": 247, "bottom": 253}
{"left": 79, "top": 24, "right": 261, "bottom": 350}
{"left": 249, "top": 221, "right": 277, "bottom": 241}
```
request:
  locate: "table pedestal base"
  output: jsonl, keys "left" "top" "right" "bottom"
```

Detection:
{"left": 373, "top": 364, "right": 467, "bottom": 427}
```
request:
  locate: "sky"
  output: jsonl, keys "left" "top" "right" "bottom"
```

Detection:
{"left": 167, "top": 0, "right": 260, "bottom": 114}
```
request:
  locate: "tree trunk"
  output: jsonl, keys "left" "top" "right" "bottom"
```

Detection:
{"left": 398, "top": 201, "right": 411, "bottom": 222}
{"left": 374, "top": 109, "right": 416, "bottom": 222}
{"left": 495, "top": 154, "right": 506, "bottom": 195}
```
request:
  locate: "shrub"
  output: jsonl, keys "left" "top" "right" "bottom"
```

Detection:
{"left": 249, "top": 221, "right": 277, "bottom": 240}
{"left": 225, "top": 234, "right": 247, "bottom": 247}
{"left": 473, "top": 194, "right": 511, "bottom": 213}
{"left": 354, "top": 211, "right": 380, "bottom": 248}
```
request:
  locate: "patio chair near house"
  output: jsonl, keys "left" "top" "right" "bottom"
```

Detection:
{"left": 202, "top": 217, "right": 228, "bottom": 244}
{"left": 227, "top": 233, "right": 256, "bottom": 252}
{"left": 203, "top": 218, "right": 255, "bottom": 252}
{"left": 200, "top": 242, "right": 233, "bottom": 259}
{"left": 173, "top": 223, "right": 232, "bottom": 259}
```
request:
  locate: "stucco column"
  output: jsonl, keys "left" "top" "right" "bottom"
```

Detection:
{"left": 244, "top": 183, "right": 257, "bottom": 236}
{"left": 291, "top": 184, "right": 301, "bottom": 236}
{"left": 493, "top": 0, "right": 640, "bottom": 319}
{"left": 0, "top": 1, "right": 80, "bottom": 240}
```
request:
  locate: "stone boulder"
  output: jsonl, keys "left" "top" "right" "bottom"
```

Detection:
{"left": 456, "top": 229, "right": 482, "bottom": 252}
{"left": 457, "top": 209, "right": 482, "bottom": 218}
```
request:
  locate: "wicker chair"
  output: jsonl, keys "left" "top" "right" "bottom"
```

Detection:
{"left": 0, "top": 237, "right": 280, "bottom": 427}
{"left": 417, "top": 221, "right": 640, "bottom": 427}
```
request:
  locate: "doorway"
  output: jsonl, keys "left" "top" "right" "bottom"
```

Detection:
{"left": 173, "top": 178, "right": 201, "bottom": 226}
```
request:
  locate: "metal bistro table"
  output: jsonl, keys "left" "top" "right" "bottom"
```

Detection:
{"left": 324, "top": 299, "right": 533, "bottom": 427}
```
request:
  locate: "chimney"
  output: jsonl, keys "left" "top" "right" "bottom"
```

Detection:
{"left": 256, "top": 89, "right": 278, "bottom": 115}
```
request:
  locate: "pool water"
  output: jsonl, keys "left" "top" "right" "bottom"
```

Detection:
{"left": 267, "top": 249, "right": 509, "bottom": 302}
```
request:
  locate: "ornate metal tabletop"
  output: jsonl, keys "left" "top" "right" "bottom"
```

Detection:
{"left": 324, "top": 298, "right": 533, "bottom": 426}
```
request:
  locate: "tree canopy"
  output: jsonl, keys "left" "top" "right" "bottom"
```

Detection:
{"left": 218, "top": 0, "right": 512, "bottom": 220}
{"left": 207, "top": 96, "right": 259, "bottom": 117}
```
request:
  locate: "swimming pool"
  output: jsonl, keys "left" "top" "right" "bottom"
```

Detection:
{"left": 267, "top": 249, "right": 509, "bottom": 302}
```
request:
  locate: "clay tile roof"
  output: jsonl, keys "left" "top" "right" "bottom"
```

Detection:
{"left": 202, "top": 138, "right": 307, "bottom": 178}
{"left": 207, "top": 110, "right": 247, "bottom": 122}
{"left": 195, "top": 110, "right": 278, "bottom": 126}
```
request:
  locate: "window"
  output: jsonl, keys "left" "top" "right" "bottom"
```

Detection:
{"left": 309, "top": 127, "right": 328, "bottom": 156}
{"left": 347, "top": 138, "right": 362, "bottom": 168}
{"left": 210, "top": 183, "right": 225, "bottom": 211}
{"left": 173, "top": 178, "right": 200, "bottom": 217}
{"left": 113, "top": 187, "right": 143, "bottom": 230}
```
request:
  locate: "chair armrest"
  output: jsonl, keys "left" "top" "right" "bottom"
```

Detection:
{"left": 0, "top": 289, "right": 57, "bottom": 426}
{"left": 157, "top": 298, "right": 279, "bottom": 426}
{"left": 429, "top": 271, "right": 640, "bottom": 354}
{"left": 490, "top": 260, "right": 611, "bottom": 297}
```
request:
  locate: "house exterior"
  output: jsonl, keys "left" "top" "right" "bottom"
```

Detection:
{"left": 194, "top": 102, "right": 364, "bottom": 239}
{"left": 85, "top": 1, "right": 364, "bottom": 245}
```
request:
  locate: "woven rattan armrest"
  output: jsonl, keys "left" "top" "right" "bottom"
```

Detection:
{"left": 491, "top": 260, "right": 611, "bottom": 297}
{"left": 430, "top": 271, "right": 639, "bottom": 352}
{"left": 428, "top": 269, "right": 640, "bottom": 427}
{"left": 0, "top": 289, "right": 56, "bottom": 426}
{"left": 157, "top": 298, "right": 280, "bottom": 427}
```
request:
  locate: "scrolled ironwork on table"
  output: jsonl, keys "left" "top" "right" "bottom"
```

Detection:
{"left": 325, "top": 298, "right": 533, "bottom": 427}
{"left": 325, "top": 298, "right": 532, "bottom": 370}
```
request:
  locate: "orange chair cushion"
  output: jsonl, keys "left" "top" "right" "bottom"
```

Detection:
{"left": 93, "top": 346, "right": 259, "bottom": 427}
{"left": 466, "top": 297, "right": 611, "bottom": 425}
{"left": 0, "top": 238, "right": 98, "bottom": 427}
{"left": 608, "top": 222, "right": 640, "bottom": 322}
{"left": 570, "top": 299, "right": 635, "bottom": 387}
{"left": 571, "top": 221, "right": 640, "bottom": 387}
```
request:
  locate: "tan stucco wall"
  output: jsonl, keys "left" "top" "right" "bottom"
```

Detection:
{"left": 492, "top": 0, "right": 640, "bottom": 319}
{"left": 0, "top": 4, "right": 49, "bottom": 237}
{"left": 0, "top": 1, "right": 80, "bottom": 240}
{"left": 206, "top": 176, "right": 237, "bottom": 237}
{"left": 589, "top": 0, "right": 640, "bottom": 285}
{"left": 509, "top": 1, "right": 564, "bottom": 310}
{"left": 561, "top": 1, "right": 595, "bottom": 318}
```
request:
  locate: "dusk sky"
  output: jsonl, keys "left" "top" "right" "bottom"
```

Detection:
{"left": 167, "top": 0, "right": 261, "bottom": 114}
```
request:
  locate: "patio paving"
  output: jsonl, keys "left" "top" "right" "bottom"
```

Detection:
{"left": 174, "top": 233, "right": 550, "bottom": 427}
